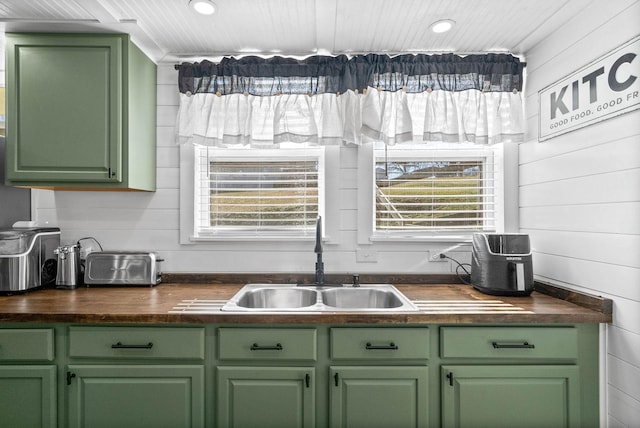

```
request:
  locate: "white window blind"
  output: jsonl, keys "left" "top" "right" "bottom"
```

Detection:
{"left": 194, "top": 147, "right": 324, "bottom": 237}
{"left": 374, "top": 144, "right": 500, "bottom": 234}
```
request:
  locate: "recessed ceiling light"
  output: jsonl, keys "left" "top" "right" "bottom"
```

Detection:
{"left": 431, "top": 19, "right": 455, "bottom": 33}
{"left": 190, "top": 0, "right": 216, "bottom": 15}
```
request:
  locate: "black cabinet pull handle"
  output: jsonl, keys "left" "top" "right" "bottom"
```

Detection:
{"left": 365, "top": 342, "right": 398, "bottom": 350}
{"left": 446, "top": 372, "right": 453, "bottom": 386}
{"left": 250, "top": 343, "right": 283, "bottom": 351}
{"left": 492, "top": 341, "right": 535, "bottom": 349}
{"left": 305, "top": 373, "right": 310, "bottom": 388}
{"left": 66, "top": 371, "right": 76, "bottom": 385}
{"left": 111, "top": 342, "right": 154, "bottom": 349}
{"left": 334, "top": 373, "right": 339, "bottom": 387}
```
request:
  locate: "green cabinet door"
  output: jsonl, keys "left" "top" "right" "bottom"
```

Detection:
{"left": 330, "top": 366, "right": 429, "bottom": 428}
{"left": 217, "top": 366, "right": 315, "bottom": 428}
{"left": 5, "top": 33, "right": 156, "bottom": 191}
{"left": 441, "top": 365, "right": 581, "bottom": 428}
{"left": 0, "top": 365, "right": 57, "bottom": 428}
{"left": 6, "top": 34, "right": 122, "bottom": 183}
{"left": 66, "top": 365, "right": 204, "bottom": 428}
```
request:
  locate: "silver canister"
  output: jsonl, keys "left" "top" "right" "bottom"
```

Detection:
{"left": 54, "top": 244, "right": 81, "bottom": 289}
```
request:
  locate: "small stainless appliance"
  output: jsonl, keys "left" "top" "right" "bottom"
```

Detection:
{"left": 470, "top": 233, "right": 533, "bottom": 296}
{"left": 84, "top": 251, "right": 162, "bottom": 286}
{"left": 0, "top": 227, "right": 60, "bottom": 294}
{"left": 54, "top": 244, "right": 82, "bottom": 289}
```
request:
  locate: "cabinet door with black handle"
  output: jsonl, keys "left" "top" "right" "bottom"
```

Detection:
{"left": 216, "top": 366, "right": 315, "bottom": 428}
{"left": 66, "top": 365, "right": 204, "bottom": 428}
{"left": 441, "top": 365, "right": 581, "bottom": 428}
{"left": 330, "top": 366, "right": 429, "bottom": 428}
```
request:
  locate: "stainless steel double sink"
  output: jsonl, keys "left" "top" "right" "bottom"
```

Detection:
{"left": 221, "top": 283, "right": 419, "bottom": 312}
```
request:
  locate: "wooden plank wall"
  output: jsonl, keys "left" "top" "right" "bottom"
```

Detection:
{"left": 522, "top": 1, "right": 640, "bottom": 426}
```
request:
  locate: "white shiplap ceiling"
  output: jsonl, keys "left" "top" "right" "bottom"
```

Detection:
{"left": 0, "top": 0, "right": 599, "bottom": 63}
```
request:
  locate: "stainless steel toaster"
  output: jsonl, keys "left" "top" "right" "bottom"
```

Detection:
{"left": 84, "top": 251, "right": 162, "bottom": 286}
{"left": 0, "top": 227, "right": 61, "bottom": 294}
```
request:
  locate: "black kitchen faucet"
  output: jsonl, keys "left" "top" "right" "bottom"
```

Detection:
{"left": 298, "top": 216, "right": 343, "bottom": 287}
{"left": 314, "top": 216, "right": 324, "bottom": 285}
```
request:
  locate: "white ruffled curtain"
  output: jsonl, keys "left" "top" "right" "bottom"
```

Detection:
{"left": 175, "top": 54, "right": 524, "bottom": 147}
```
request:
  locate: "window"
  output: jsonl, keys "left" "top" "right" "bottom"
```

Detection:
{"left": 181, "top": 142, "right": 504, "bottom": 244}
{"left": 193, "top": 145, "right": 325, "bottom": 238}
{"left": 371, "top": 142, "right": 503, "bottom": 238}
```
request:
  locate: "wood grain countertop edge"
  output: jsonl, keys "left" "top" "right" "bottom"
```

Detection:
{"left": 0, "top": 274, "right": 613, "bottom": 325}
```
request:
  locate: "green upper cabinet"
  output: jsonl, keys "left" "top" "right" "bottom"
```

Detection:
{"left": 5, "top": 33, "right": 157, "bottom": 191}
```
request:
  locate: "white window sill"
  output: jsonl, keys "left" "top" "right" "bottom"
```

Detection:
{"left": 189, "top": 234, "right": 333, "bottom": 243}
{"left": 369, "top": 233, "right": 474, "bottom": 243}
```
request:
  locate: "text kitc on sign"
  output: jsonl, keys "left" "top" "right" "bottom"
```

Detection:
{"left": 539, "top": 37, "right": 640, "bottom": 141}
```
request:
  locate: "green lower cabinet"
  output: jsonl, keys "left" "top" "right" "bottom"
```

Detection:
{"left": 66, "top": 365, "right": 204, "bottom": 428}
{"left": 441, "top": 365, "right": 581, "bottom": 428}
{"left": 0, "top": 323, "right": 599, "bottom": 427}
{"left": 330, "top": 366, "right": 429, "bottom": 428}
{"left": 0, "top": 365, "right": 57, "bottom": 428}
{"left": 217, "top": 366, "right": 315, "bottom": 428}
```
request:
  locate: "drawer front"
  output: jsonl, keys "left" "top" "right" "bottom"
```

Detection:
{"left": 219, "top": 328, "right": 317, "bottom": 361}
{"left": 0, "top": 329, "right": 54, "bottom": 361}
{"left": 331, "top": 328, "right": 430, "bottom": 360}
{"left": 440, "top": 326, "right": 578, "bottom": 360}
{"left": 69, "top": 326, "right": 205, "bottom": 360}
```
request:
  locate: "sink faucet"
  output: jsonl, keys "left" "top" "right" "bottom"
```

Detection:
{"left": 298, "top": 216, "right": 341, "bottom": 287}
{"left": 314, "top": 216, "right": 324, "bottom": 285}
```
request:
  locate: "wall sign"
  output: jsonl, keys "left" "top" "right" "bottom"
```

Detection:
{"left": 539, "top": 36, "right": 640, "bottom": 141}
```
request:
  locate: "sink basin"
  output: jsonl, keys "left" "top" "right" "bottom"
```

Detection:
{"left": 236, "top": 287, "right": 318, "bottom": 309}
{"left": 220, "top": 283, "right": 419, "bottom": 312}
{"left": 322, "top": 288, "right": 404, "bottom": 309}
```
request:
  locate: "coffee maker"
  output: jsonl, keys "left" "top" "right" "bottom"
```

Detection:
{"left": 470, "top": 233, "right": 533, "bottom": 296}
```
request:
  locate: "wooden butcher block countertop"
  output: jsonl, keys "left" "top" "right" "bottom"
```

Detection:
{"left": 0, "top": 274, "right": 612, "bottom": 324}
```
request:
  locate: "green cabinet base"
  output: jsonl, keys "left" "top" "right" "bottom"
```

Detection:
{"left": 442, "top": 365, "right": 581, "bottom": 428}
{"left": 0, "top": 365, "right": 57, "bottom": 428}
{"left": 66, "top": 365, "right": 204, "bottom": 428}
{"left": 217, "top": 366, "right": 315, "bottom": 428}
{"left": 330, "top": 366, "right": 429, "bottom": 428}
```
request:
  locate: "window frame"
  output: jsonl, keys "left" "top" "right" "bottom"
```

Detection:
{"left": 180, "top": 144, "right": 338, "bottom": 243}
{"left": 357, "top": 141, "right": 506, "bottom": 244}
